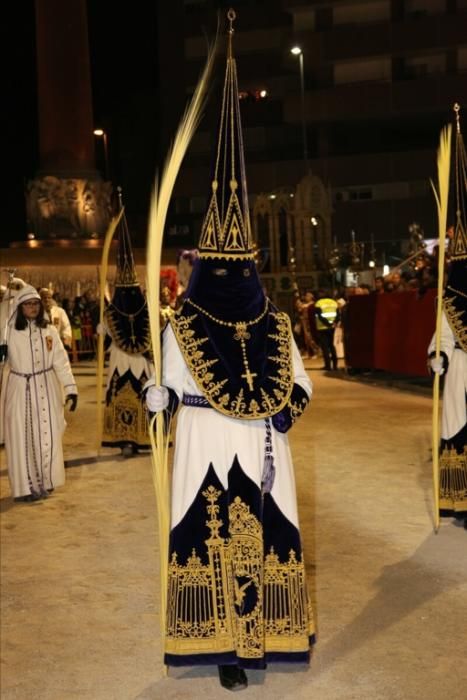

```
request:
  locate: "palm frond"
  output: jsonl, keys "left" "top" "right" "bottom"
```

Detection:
{"left": 430, "top": 123, "right": 452, "bottom": 533}
{"left": 145, "top": 37, "right": 218, "bottom": 665}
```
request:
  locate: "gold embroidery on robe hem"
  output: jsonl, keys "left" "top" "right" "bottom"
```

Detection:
{"left": 169, "top": 309, "right": 294, "bottom": 420}
{"left": 439, "top": 446, "right": 467, "bottom": 511}
{"left": 165, "top": 486, "right": 314, "bottom": 658}
{"left": 103, "top": 380, "right": 150, "bottom": 445}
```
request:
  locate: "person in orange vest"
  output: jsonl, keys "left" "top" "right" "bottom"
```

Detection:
{"left": 315, "top": 289, "right": 339, "bottom": 371}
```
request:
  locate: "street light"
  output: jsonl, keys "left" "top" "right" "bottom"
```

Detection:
{"left": 93, "top": 128, "right": 110, "bottom": 180}
{"left": 290, "top": 46, "right": 308, "bottom": 172}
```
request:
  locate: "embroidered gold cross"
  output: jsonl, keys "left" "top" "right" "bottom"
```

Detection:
{"left": 242, "top": 368, "right": 257, "bottom": 391}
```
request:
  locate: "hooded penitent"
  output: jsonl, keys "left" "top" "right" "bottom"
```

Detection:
{"left": 170, "top": 22, "right": 294, "bottom": 420}
{"left": 101, "top": 195, "right": 154, "bottom": 452}
{"left": 435, "top": 105, "right": 467, "bottom": 519}
{"left": 161, "top": 12, "right": 314, "bottom": 671}
{"left": 104, "top": 205, "right": 151, "bottom": 355}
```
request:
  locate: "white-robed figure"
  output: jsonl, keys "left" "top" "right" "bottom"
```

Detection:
{"left": 428, "top": 239, "right": 467, "bottom": 524}
{"left": 100, "top": 197, "right": 154, "bottom": 457}
{"left": 3, "top": 286, "right": 78, "bottom": 502}
{"left": 39, "top": 288, "right": 73, "bottom": 348}
{"left": 145, "top": 16, "right": 315, "bottom": 692}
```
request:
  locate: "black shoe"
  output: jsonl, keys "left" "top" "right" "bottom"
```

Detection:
{"left": 121, "top": 444, "right": 134, "bottom": 458}
{"left": 218, "top": 665, "right": 248, "bottom": 691}
{"left": 14, "top": 492, "right": 41, "bottom": 503}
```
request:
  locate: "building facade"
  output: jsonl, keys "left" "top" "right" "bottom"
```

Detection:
{"left": 158, "top": 0, "right": 467, "bottom": 271}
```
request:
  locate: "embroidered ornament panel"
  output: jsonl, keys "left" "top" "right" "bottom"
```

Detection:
{"left": 439, "top": 446, "right": 467, "bottom": 512}
{"left": 165, "top": 482, "right": 314, "bottom": 659}
{"left": 169, "top": 308, "right": 295, "bottom": 420}
{"left": 103, "top": 373, "right": 150, "bottom": 446}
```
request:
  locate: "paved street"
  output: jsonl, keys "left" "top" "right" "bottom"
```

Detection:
{"left": 1, "top": 361, "right": 466, "bottom": 700}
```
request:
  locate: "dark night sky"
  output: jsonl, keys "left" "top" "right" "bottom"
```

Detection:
{"left": 5, "top": 1, "right": 38, "bottom": 243}
{"left": 4, "top": 1, "right": 161, "bottom": 246}
{"left": 5, "top": 2, "right": 465, "bottom": 249}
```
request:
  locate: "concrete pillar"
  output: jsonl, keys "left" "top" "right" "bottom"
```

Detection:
{"left": 35, "top": 0, "right": 96, "bottom": 176}
{"left": 27, "top": 0, "right": 112, "bottom": 239}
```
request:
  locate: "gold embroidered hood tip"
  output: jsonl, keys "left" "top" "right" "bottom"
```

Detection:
{"left": 115, "top": 201, "right": 139, "bottom": 287}
{"left": 450, "top": 104, "right": 467, "bottom": 261}
{"left": 198, "top": 10, "right": 254, "bottom": 261}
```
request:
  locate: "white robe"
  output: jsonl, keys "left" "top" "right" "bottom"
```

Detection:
{"left": 106, "top": 342, "right": 154, "bottom": 390}
{"left": 162, "top": 324, "right": 312, "bottom": 530}
{"left": 47, "top": 305, "right": 72, "bottom": 346}
{"left": 3, "top": 322, "right": 77, "bottom": 498}
{"left": 101, "top": 335, "right": 154, "bottom": 447}
{"left": 428, "top": 311, "right": 467, "bottom": 441}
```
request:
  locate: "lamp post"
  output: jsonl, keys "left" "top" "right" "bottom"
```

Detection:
{"left": 291, "top": 46, "right": 308, "bottom": 172}
{"left": 93, "top": 128, "right": 110, "bottom": 180}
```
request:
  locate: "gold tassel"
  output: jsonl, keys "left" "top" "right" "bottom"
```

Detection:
{"left": 430, "top": 124, "right": 452, "bottom": 533}
{"left": 146, "top": 37, "right": 218, "bottom": 671}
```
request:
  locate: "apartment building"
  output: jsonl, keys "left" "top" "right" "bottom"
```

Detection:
{"left": 158, "top": 0, "right": 467, "bottom": 271}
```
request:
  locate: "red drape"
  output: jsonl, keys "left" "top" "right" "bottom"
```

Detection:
{"left": 346, "top": 290, "right": 436, "bottom": 376}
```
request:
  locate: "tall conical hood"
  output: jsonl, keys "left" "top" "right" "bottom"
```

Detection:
{"left": 168, "top": 11, "right": 296, "bottom": 421}
{"left": 198, "top": 9, "right": 253, "bottom": 260}
{"left": 105, "top": 191, "right": 150, "bottom": 354}
{"left": 444, "top": 103, "right": 467, "bottom": 352}
{"left": 115, "top": 193, "right": 138, "bottom": 287}
{"left": 449, "top": 103, "right": 467, "bottom": 261}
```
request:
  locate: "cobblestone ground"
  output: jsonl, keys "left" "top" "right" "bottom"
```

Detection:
{"left": 1, "top": 360, "right": 466, "bottom": 700}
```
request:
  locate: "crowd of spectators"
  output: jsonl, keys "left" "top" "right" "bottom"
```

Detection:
{"left": 291, "top": 253, "right": 440, "bottom": 368}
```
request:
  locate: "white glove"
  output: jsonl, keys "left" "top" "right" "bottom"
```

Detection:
{"left": 145, "top": 384, "right": 169, "bottom": 413}
{"left": 430, "top": 358, "right": 445, "bottom": 375}
{"left": 96, "top": 322, "right": 108, "bottom": 336}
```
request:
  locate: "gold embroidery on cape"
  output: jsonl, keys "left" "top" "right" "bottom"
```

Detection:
{"left": 103, "top": 380, "right": 150, "bottom": 445}
{"left": 105, "top": 307, "right": 151, "bottom": 355}
{"left": 165, "top": 485, "right": 314, "bottom": 657}
{"left": 439, "top": 446, "right": 467, "bottom": 512}
{"left": 443, "top": 295, "right": 467, "bottom": 352}
{"left": 170, "top": 310, "right": 294, "bottom": 419}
